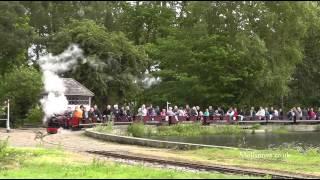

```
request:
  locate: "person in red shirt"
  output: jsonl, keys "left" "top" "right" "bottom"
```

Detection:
{"left": 309, "top": 108, "right": 316, "bottom": 120}
{"left": 233, "top": 108, "right": 238, "bottom": 121}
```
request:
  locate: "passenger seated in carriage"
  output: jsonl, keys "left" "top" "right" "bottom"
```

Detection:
{"left": 148, "top": 106, "right": 157, "bottom": 117}
{"left": 72, "top": 106, "right": 83, "bottom": 128}
{"left": 214, "top": 110, "right": 220, "bottom": 116}
{"left": 185, "top": 104, "right": 191, "bottom": 117}
{"left": 226, "top": 107, "right": 235, "bottom": 122}
{"left": 125, "top": 106, "right": 132, "bottom": 121}
{"left": 217, "top": 107, "right": 225, "bottom": 120}
{"left": 208, "top": 106, "right": 214, "bottom": 116}
{"left": 190, "top": 106, "right": 198, "bottom": 116}
{"left": 265, "top": 107, "right": 270, "bottom": 120}
{"left": 273, "top": 108, "right": 279, "bottom": 120}
{"left": 88, "top": 107, "right": 96, "bottom": 123}
{"left": 248, "top": 107, "right": 256, "bottom": 120}
{"left": 119, "top": 106, "right": 126, "bottom": 116}
{"left": 256, "top": 107, "right": 265, "bottom": 120}
{"left": 102, "top": 105, "right": 112, "bottom": 122}
{"left": 147, "top": 104, "right": 156, "bottom": 116}
{"left": 166, "top": 107, "right": 177, "bottom": 121}
{"left": 203, "top": 109, "right": 210, "bottom": 121}
{"left": 309, "top": 108, "right": 316, "bottom": 120}
{"left": 93, "top": 105, "right": 102, "bottom": 122}
{"left": 155, "top": 106, "right": 161, "bottom": 116}
{"left": 160, "top": 109, "right": 166, "bottom": 117}
{"left": 173, "top": 106, "right": 179, "bottom": 115}
{"left": 112, "top": 104, "right": 120, "bottom": 121}
{"left": 237, "top": 108, "right": 245, "bottom": 121}
{"left": 65, "top": 107, "right": 73, "bottom": 118}
{"left": 141, "top": 104, "right": 148, "bottom": 116}
{"left": 287, "top": 109, "right": 294, "bottom": 120}
{"left": 178, "top": 107, "right": 186, "bottom": 117}
{"left": 82, "top": 106, "right": 89, "bottom": 123}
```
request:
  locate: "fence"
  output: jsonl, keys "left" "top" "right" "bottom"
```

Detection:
{"left": 0, "top": 99, "right": 10, "bottom": 132}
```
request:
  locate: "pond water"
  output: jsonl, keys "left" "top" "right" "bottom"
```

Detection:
{"left": 150, "top": 132, "right": 320, "bottom": 149}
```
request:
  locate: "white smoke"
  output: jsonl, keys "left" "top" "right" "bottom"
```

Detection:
{"left": 142, "top": 76, "right": 161, "bottom": 88}
{"left": 141, "top": 65, "right": 161, "bottom": 88}
{"left": 38, "top": 44, "right": 83, "bottom": 122}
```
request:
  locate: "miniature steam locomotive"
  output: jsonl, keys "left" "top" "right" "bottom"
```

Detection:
{"left": 46, "top": 113, "right": 75, "bottom": 134}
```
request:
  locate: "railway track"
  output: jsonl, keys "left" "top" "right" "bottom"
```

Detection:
{"left": 86, "top": 150, "right": 319, "bottom": 179}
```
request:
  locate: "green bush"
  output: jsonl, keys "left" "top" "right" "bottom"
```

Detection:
{"left": 0, "top": 138, "right": 19, "bottom": 167}
{"left": 0, "top": 138, "right": 8, "bottom": 153}
{"left": 212, "top": 125, "right": 246, "bottom": 135}
{"left": 158, "top": 123, "right": 204, "bottom": 136}
{"left": 127, "top": 122, "right": 145, "bottom": 137}
{"left": 94, "top": 122, "right": 113, "bottom": 133}
{"left": 25, "top": 105, "right": 43, "bottom": 125}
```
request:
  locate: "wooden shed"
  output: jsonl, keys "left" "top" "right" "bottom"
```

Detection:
{"left": 62, "top": 78, "right": 94, "bottom": 110}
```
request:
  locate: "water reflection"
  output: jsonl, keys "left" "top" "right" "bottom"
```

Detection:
{"left": 150, "top": 132, "right": 320, "bottom": 149}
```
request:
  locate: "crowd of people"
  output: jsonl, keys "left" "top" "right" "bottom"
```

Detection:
{"left": 66, "top": 104, "right": 131, "bottom": 123}
{"left": 66, "top": 104, "right": 320, "bottom": 124}
{"left": 134, "top": 105, "right": 320, "bottom": 121}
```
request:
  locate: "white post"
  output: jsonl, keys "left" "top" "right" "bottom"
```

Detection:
{"left": 6, "top": 99, "right": 10, "bottom": 133}
{"left": 166, "top": 101, "right": 171, "bottom": 111}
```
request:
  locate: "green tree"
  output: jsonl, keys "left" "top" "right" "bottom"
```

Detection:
{"left": 143, "top": 1, "right": 313, "bottom": 108}
{"left": 0, "top": 66, "right": 43, "bottom": 126}
{"left": 290, "top": 2, "right": 320, "bottom": 106}
{"left": 0, "top": 2, "right": 33, "bottom": 74}
{"left": 118, "top": 1, "right": 176, "bottom": 45}
{"left": 48, "top": 19, "right": 149, "bottom": 106}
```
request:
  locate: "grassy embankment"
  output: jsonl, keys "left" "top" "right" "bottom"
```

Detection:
{"left": 0, "top": 139, "right": 256, "bottom": 179}
{"left": 95, "top": 122, "right": 248, "bottom": 137}
{"left": 95, "top": 121, "right": 315, "bottom": 137}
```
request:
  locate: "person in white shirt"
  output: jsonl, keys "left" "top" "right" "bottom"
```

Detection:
{"left": 274, "top": 109, "right": 279, "bottom": 120}
{"left": 226, "top": 107, "right": 235, "bottom": 122}
{"left": 167, "top": 107, "right": 178, "bottom": 122}
{"left": 178, "top": 107, "right": 186, "bottom": 116}
{"left": 256, "top": 107, "right": 266, "bottom": 120}
{"left": 166, "top": 107, "right": 175, "bottom": 116}
{"left": 137, "top": 108, "right": 143, "bottom": 116}
{"left": 141, "top": 104, "right": 147, "bottom": 116}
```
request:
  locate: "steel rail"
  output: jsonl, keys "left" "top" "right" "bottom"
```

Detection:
{"left": 86, "top": 150, "right": 320, "bottom": 179}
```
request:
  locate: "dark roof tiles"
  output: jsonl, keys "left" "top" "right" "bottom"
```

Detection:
{"left": 62, "top": 78, "right": 94, "bottom": 96}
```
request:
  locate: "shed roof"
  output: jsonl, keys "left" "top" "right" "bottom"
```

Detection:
{"left": 62, "top": 78, "right": 94, "bottom": 97}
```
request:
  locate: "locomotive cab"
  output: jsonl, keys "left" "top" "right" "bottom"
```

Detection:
{"left": 46, "top": 115, "right": 60, "bottom": 134}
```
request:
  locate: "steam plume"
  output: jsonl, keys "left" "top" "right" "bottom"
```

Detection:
{"left": 38, "top": 44, "right": 83, "bottom": 122}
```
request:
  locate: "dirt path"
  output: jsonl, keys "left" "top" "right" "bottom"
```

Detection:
{"left": 0, "top": 128, "right": 182, "bottom": 160}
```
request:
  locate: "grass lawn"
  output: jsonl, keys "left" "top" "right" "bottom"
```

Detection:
{"left": 173, "top": 147, "right": 320, "bottom": 176}
{"left": 0, "top": 146, "right": 260, "bottom": 179}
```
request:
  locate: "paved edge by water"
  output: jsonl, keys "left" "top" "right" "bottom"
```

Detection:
{"left": 85, "top": 128, "right": 253, "bottom": 151}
